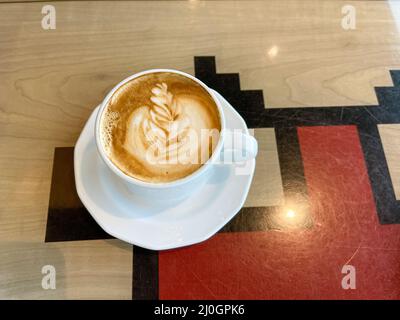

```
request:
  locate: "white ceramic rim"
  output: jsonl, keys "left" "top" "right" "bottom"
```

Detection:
{"left": 94, "top": 69, "right": 226, "bottom": 188}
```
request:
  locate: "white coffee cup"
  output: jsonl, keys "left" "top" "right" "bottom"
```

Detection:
{"left": 95, "top": 69, "right": 258, "bottom": 202}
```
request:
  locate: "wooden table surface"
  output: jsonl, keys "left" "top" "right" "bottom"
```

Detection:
{"left": 1, "top": 0, "right": 400, "bottom": 299}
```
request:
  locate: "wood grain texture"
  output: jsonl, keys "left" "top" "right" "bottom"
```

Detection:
{"left": 244, "top": 128, "right": 284, "bottom": 207}
{"left": 0, "top": 239, "right": 132, "bottom": 299}
{"left": 1, "top": 0, "right": 400, "bottom": 299}
{"left": 1, "top": 0, "right": 399, "bottom": 241}
{"left": 1, "top": 1, "right": 399, "bottom": 108}
{"left": 378, "top": 124, "right": 400, "bottom": 201}
{"left": 0, "top": 0, "right": 360, "bottom": 2}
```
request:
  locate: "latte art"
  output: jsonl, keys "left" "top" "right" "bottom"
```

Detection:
{"left": 100, "top": 72, "right": 221, "bottom": 183}
{"left": 125, "top": 83, "right": 193, "bottom": 165}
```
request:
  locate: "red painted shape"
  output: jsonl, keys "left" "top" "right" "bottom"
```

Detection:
{"left": 159, "top": 126, "right": 400, "bottom": 299}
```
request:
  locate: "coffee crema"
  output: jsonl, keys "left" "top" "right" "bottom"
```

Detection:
{"left": 100, "top": 72, "right": 221, "bottom": 183}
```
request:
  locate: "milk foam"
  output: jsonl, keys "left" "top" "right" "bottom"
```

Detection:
{"left": 100, "top": 72, "right": 221, "bottom": 183}
{"left": 101, "top": 110, "right": 119, "bottom": 155}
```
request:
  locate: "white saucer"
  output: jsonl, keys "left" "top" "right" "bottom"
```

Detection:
{"left": 74, "top": 90, "right": 256, "bottom": 250}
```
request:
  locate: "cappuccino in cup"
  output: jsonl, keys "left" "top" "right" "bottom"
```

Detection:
{"left": 100, "top": 72, "right": 221, "bottom": 183}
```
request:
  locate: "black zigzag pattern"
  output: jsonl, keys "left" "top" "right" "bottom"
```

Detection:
{"left": 195, "top": 56, "right": 400, "bottom": 224}
{"left": 45, "top": 56, "right": 400, "bottom": 300}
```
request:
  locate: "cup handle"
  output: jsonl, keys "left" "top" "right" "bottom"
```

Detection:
{"left": 215, "top": 130, "right": 258, "bottom": 164}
